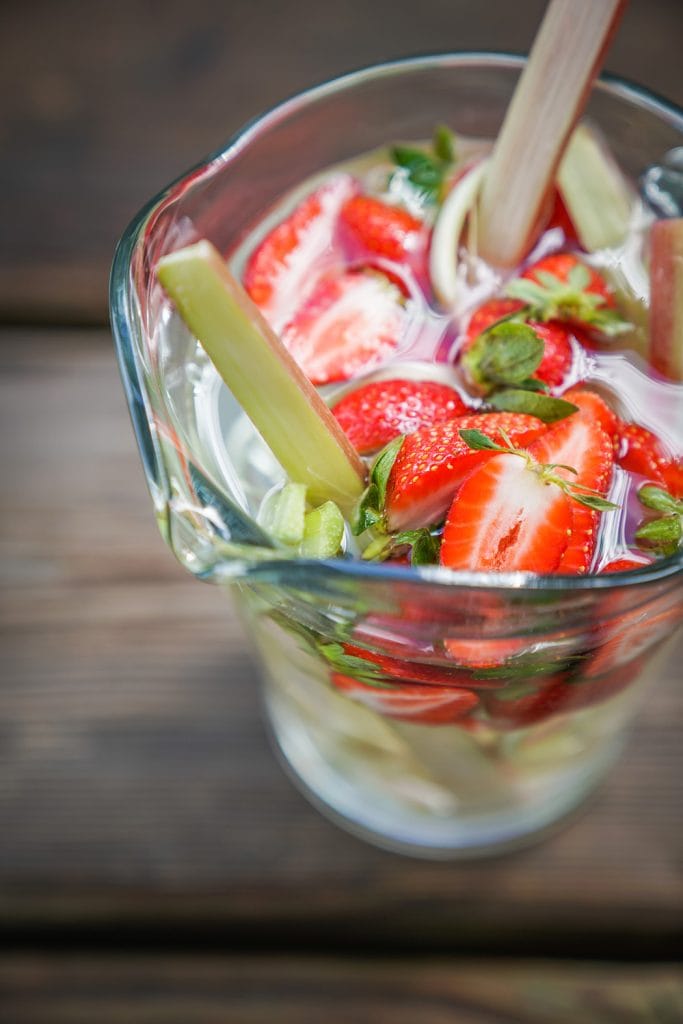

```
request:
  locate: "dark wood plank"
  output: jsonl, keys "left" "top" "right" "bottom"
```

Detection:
{"left": 1, "top": 955, "right": 682, "bottom": 1024}
{"left": 0, "top": 329, "right": 681, "bottom": 953}
{"left": 1, "top": 0, "right": 681, "bottom": 323}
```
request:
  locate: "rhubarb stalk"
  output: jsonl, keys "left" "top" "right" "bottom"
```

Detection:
{"left": 649, "top": 218, "right": 683, "bottom": 381}
{"left": 477, "top": 0, "right": 626, "bottom": 267}
{"left": 156, "top": 241, "right": 366, "bottom": 516}
{"left": 557, "top": 124, "right": 633, "bottom": 252}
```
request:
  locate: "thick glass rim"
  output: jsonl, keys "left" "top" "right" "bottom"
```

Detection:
{"left": 110, "top": 52, "right": 683, "bottom": 594}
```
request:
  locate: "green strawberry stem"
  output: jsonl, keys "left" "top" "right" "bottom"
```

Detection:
{"left": 156, "top": 241, "right": 366, "bottom": 517}
{"left": 649, "top": 218, "right": 683, "bottom": 381}
{"left": 557, "top": 124, "right": 633, "bottom": 251}
{"left": 477, "top": 0, "right": 626, "bottom": 266}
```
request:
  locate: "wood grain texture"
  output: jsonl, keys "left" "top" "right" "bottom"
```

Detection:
{"left": 0, "top": 955, "right": 682, "bottom": 1024}
{"left": 0, "top": 0, "right": 681, "bottom": 324}
{"left": 1, "top": 331, "right": 681, "bottom": 955}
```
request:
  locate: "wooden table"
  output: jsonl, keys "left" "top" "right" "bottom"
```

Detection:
{"left": 1, "top": 2, "right": 682, "bottom": 1019}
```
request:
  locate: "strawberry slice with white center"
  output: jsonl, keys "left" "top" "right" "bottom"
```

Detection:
{"left": 281, "top": 270, "right": 408, "bottom": 385}
{"left": 243, "top": 174, "right": 357, "bottom": 332}
{"left": 330, "top": 673, "right": 478, "bottom": 725}
{"left": 440, "top": 452, "right": 573, "bottom": 573}
{"left": 528, "top": 412, "right": 614, "bottom": 574}
{"left": 385, "top": 412, "right": 547, "bottom": 532}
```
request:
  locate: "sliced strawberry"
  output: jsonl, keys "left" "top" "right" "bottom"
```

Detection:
{"left": 443, "top": 636, "right": 529, "bottom": 670}
{"left": 521, "top": 252, "right": 615, "bottom": 308}
{"left": 244, "top": 174, "right": 356, "bottom": 331}
{"left": 281, "top": 270, "right": 407, "bottom": 385}
{"left": 528, "top": 413, "right": 614, "bottom": 575}
{"left": 440, "top": 452, "right": 573, "bottom": 573}
{"left": 341, "top": 642, "right": 501, "bottom": 690}
{"left": 483, "top": 674, "right": 574, "bottom": 729}
{"left": 462, "top": 298, "right": 574, "bottom": 388}
{"left": 584, "top": 604, "right": 682, "bottom": 679}
{"left": 600, "top": 555, "right": 652, "bottom": 573}
{"left": 332, "top": 378, "right": 468, "bottom": 455}
{"left": 339, "top": 195, "right": 425, "bottom": 262}
{"left": 616, "top": 421, "right": 678, "bottom": 488}
{"left": 330, "top": 673, "right": 478, "bottom": 725}
{"left": 662, "top": 459, "right": 683, "bottom": 500}
{"left": 561, "top": 387, "right": 620, "bottom": 450}
{"left": 385, "top": 412, "right": 547, "bottom": 531}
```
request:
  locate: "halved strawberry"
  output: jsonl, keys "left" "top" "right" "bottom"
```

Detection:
{"left": 583, "top": 604, "right": 682, "bottom": 679}
{"left": 528, "top": 413, "right": 614, "bottom": 574}
{"left": 521, "top": 253, "right": 615, "bottom": 309}
{"left": 483, "top": 674, "right": 574, "bottom": 729}
{"left": 339, "top": 195, "right": 425, "bottom": 262}
{"left": 330, "top": 673, "right": 478, "bottom": 725}
{"left": 332, "top": 378, "right": 468, "bottom": 455}
{"left": 617, "top": 421, "right": 681, "bottom": 496}
{"left": 506, "top": 252, "right": 627, "bottom": 342}
{"left": 341, "top": 642, "right": 500, "bottom": 689}
{"left": 385, "top": 412, "right": 547, "bottom": 531}
{"left": 560, "top": 387, "right": 620, "bottom": 450}
{"left": 439, "top": 452, "right": 573, "bottom": 572}
{"left": 600, "top": 555, "right": 653, "bottom": 573}
{"left": 281, "top": 270, "right": 408, "bottom": 385}
{"left": 244, "top": 174, "right": 356, "bottom": 331}
{"left": 462, "top": 298, "right": 575, "bottom": 388}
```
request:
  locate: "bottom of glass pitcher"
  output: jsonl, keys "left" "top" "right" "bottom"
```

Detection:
{"left": 263, "top": 684, "right": 625, "bottom": 860}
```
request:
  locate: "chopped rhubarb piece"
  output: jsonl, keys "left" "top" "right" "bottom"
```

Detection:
{"left": 649, "top": 218, "right": 683, "bottom": 381}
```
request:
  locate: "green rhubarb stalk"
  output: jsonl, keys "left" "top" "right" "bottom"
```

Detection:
{"left": 156, "top": 241, "right": 366, "bottom": 516}
{"left": 557, "top": 124, "right": 633, "bottom": 251}
{"left": 649, "top": 218, "right": 683, "bottom": 381}
{"left": 477, "top": 0, "right": 627, "bottom": 267}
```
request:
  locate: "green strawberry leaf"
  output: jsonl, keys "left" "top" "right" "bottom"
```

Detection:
{"left": 373, "top": 435, "right": 404, "bottom": 506}
{"left": 635, "top": 515, "right": 682, "bottom": 556}
{"left": 390, "top": 126, "right": 457, "bottom": 204}
{"left": 458, "top": 428, "right": 507, "bottom": 452}
{"left": 517, "top": 377, "right": 549, "bottom": 392}
{"left": 569, "top": 492, "right": 620, "bottom": 512}
{"left": 505, "top": 265, "right": 632, "bottom": 337}
{"left": 433, "top": 124, "right": 457, "bottom": 163}
{"left": 318, "top": 642, "right": 394, "bottom": 687}
{"left": 638, "top": 484, "right": 682, "bottom": 514}
{"left": 463, "top": 321, "right": 544, "bottom": 392}
{"left": 352, "top": 435, "right": 404, "bottom": 536}
{"left": 362, "top": 528, "right": 440, "bottom": 566}
{"left": 488, "top": 389, "right": 578, "bottom": 423}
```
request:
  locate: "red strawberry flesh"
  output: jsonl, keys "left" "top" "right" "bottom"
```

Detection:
{"left": 440, "top": 453, "right": 573, "bottom": 573}
{"left": 462, "top": 298, "right": 575, "bottom": 389}
{"left": 281, "top": 270, "right": 407, "bottom": 385}
{"left": 332, "top": 378, "right": 468, "bottom": 455}
{"left": 244, "top": 174, "right": 356, "bottom": 332}
{"left": 330, "top": 673, "right": 478, "bottom": 725}
{"left": 386, "top": 412, "right": 547, "bottom": 532}
{"left": 528, "top": 412, "right": 614, "bottom": 574}
{"left": 339, "top": 195, "right": 425, "bottom": 263}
